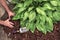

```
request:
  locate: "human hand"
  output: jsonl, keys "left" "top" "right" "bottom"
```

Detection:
{"left": 8, "top": 11, "right": 15, "bottom": 19}
{"left": 3, "top": 19, "right": 14, "bottom": 28}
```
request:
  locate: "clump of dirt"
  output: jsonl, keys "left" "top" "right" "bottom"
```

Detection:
{"left": 3, "top": 21, "right": 60, "bottom": 40}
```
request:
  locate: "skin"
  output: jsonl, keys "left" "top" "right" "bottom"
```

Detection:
{"left": 0, "top": 0, "right": 14, "bottom": 28}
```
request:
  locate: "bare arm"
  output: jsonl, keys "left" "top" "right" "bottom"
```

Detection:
{"left": 0, "top": 0, "right": 14, "bottom": 19}
{"left": 0, "top": 0, "right": 14, "bottom": 28}
{"left": 0, "top": 0, "right": 10, "bottom": 13}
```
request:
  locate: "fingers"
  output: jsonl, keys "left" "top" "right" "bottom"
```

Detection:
{"left": 8, "top": 25, "right": 14, "bottom": 28}
{"left": 8, "top": 22, "right": 14, "bottom": 28}
{"left": 7, "top": 22, "right": 14, "bottom": 28}
{"left": 10, "top": 22, "right": 14, "bottom": 25}
{"left": 5, "top": 19, "right": 14, "bottom": 28}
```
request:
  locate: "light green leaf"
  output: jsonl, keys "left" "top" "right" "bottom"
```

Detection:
{"left": 24, "top": 0, "right": 33, "bottom": 7}
{"left": 26, "top": 22, "right": 36, "bottom": 33}
{"left": 53, "top": 11, "right": 60, "bottom": 21}
{"left": 43, "top": 3, "right": 52, "bottom": 10}
{"left": 50, "top": 1, "right": 58, "bottom": 6}
{"left": 23, "top": 12, "right": 29, "bottom": 21}
{"left": 12, "top": 13, "right": 20, "bottom": 20}
{"left": 36, "top": 7, "right": 46, "bottom": 16}
{"left": 28, "top": 6, "right": 34, "bottom": 12}
{"left": 17, "top": 7, "right": 26, "bottom": 13}
{"left": 29, "top": 23, "right": 35, "bottom": 33}
{"left": 13, "top": 3, "right": 23, "bottom": 10}
{"left": 36, "top": 23, "right": 47, "bottom": 34}
{"left": 29, "top": 11, "right": 36, "bottom": 22}
{"left": 46, "top": 17, "right": 53, "bottom": 31}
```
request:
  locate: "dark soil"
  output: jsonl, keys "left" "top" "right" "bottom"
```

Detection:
{"left": 3, "top": 20, "right": 60, "bottom": 40}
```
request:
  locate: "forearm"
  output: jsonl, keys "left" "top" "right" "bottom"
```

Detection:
{"left": 0, "top": 0, "right": 10, "bottom": 13}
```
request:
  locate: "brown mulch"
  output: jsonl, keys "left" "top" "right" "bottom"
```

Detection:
{"left": 3, "top": 21, "right": 60, "bottom": 40}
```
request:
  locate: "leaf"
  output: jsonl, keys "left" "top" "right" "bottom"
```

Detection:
{"left": 13, "top": 3, "right": 23, "bottom": 10}
{"left": 57, "top": 1, "right": 60, "bottom": 6}
{"left": 36, "top": 7, "right": 46, "bottom": 16}
{"left": 28, "top": 6, "right": 34, "bottom": 12}
{"left": 34, "top": 0, "right": 42, "bottom": 2}
{"left": 23, "top": 12, "right": 29, "bottom": 21}
{"left": 53, "top": 11, "right": 60, "bottom": 21}
{"left": 20, "top": 13, "right": 24, "bottom": 19}
{"left": 24, "top": 0, "right": 33, "bottom": 7}
{"left": 29, "top": 22, "right": 35, "bottom": 33}
{"left": 11, "top": 0, "right": 19, "bottom": 4}
{"left": 26, "top": 22, "right": 36, "bottom": 33}
{"left": 46, "top": 10, "right": 53, "bottom": 19}
{"left": 50, "top": 1, "right": 58, "bottom": 6}
{"left": 17, "top": 7, "right": 26, "bottom": 13}
{"left": 45, "top": 17, "right": 53, "bottom": 31}
{"left": 43, "top": 3, "right": 52, "bottom": 10}
{"left": 29, "top": 11, "right": 36, "bottom": 22}
{"left": 12, "top": 13, "right": 20, "bottom": 20}
{"left": 20, "top": 21, "right": 26, "bottom": 27}
{"left": 39, "top": 15, "right": 46, "bottom": 24}
{"left": 36, "top": 23, "right": 47, "bottom": 34}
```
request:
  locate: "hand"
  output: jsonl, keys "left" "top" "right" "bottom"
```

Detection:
{"left": 3, "top": 19, "right": 14, "bottom": 28}
{"left": 8, "top": 11, "right": 15, "bottom": 19}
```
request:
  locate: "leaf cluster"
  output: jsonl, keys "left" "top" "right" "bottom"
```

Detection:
{"left": 12, "top": 0, "right": 60, "bottom": 34}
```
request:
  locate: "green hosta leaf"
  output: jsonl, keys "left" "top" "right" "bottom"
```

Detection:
{"left": 53, "top": 11, "right": 60, "bottom": 21}
{"left": 50, "top": 1, "right": 58, "bottom": 6}
{"left": 45, "top": 17, "right": 53, "bottom": 31}
{"left": 57, "top": 6, "right": 60, "bottom": 11}
{"left": 34, "top": 0, "right": 42, "bottom": 2}
{"left": 26, "top": 22, "right": 36, "bottom": 33}
{"left": 39, "top": 15, "right": 46, "bottom": 24}
{"left": 23, "top": 12, "right": 29, "bottom": 21}
{"left": 36, "top": 23, "right": 47, "bottom": 34}
{"left": 57, "top": 1, "right": 60, "bottom": 6}
{"left": 29, "top": 11, "right": 36, "bottom": 22}
{"left": 12, "top": 13, "right": 20, "bottom": 20}
{"left": 20, "top": 21, "right": 26, "bottom": 27}
{"left": 46, "top": 10, "right": 53, "bottom": 19}
{"left": 28, "top": 6, "right": 34, "bottom": 12}
{"left": 20, "top": 13, "right": 24, "bottom": 19}
{"left": 36, "top": 7, "right": 46, "bottom": 16}
{"left": 43, "top": 3, "right": 52, "bottom": 10}
{"left": 29, "top": 22, "right": 35, "bottom": 33}
{"left": 11, "top": 0, "right": 19, "bottom": 4}
{"left": 13, "top": 3, "right": 23, "bottom": 10}
{"left": 24, "top": 0, "right": 33, "bottom": 7}
{"left": 34, "top": 0, "right": 48, "bottom": 2}
{"left": 17, "top": 7, "right": 26, "bottom": 13}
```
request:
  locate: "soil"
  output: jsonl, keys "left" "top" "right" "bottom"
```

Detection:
{"left": 3, "top": 20, "right": 60, "bottom": 40}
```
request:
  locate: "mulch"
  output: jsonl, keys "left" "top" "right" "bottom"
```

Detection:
{"left": 3, "top": 21, "right": 60, "bottom": 40}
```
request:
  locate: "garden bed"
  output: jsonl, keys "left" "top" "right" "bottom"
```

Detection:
{"left": 3, "top": 0, "right": 60, "bottom": 40}
{"left": 3, "top": 21, "right": 60, "bottom": 40}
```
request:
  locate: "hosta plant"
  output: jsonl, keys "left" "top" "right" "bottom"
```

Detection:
{"left": 12, "top": 0, "right": 60, "bottom": 34}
